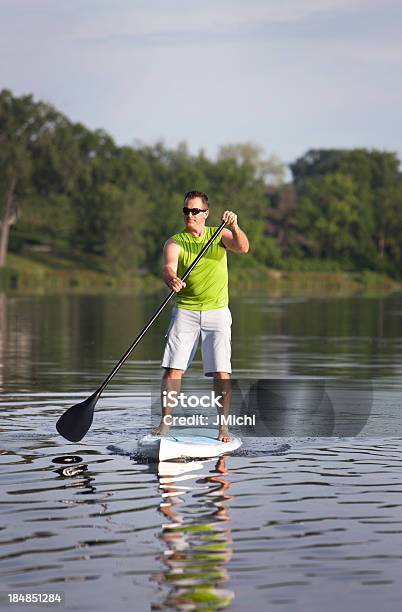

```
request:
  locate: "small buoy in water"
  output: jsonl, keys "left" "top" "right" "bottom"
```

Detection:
{"left": 52, "top": 455, "right": 83, "bottom": 465}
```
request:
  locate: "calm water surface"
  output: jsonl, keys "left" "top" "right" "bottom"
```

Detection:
{"left": 1, "top": 291, "right": 402, "bottom": 611}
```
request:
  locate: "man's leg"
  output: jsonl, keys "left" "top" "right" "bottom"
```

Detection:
{"left": 153, "top": 368, "right": 183, "bottom": 436}
{"left": 200, "top": 308, "right": 232, "bottom": 441}
{"left": 158, "top": 307, "right": 200, "bottom": 436}
{"left": 213, "top": 372, "right": 232, "bottom": 442}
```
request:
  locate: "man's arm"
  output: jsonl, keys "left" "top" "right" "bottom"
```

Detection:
{"left": 220, "top": 210, "right": 249, "bottom": 253}
{"left": 163, "top": 239, "right": 186, "bottom": 292}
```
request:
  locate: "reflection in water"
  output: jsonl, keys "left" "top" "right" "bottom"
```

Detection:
{"left": 2, "top": 293, "right": 402, "bottom": 399}
{"left": 154, "top": 457, "right": 234, "bottom": 610}
{"left": 0, "top": 293, "right": 6, "bottom": 392}
{"left": 2, "top": 293, "right": 402, "bottom": 611}
{"left": 52, "top": 454, "right": 96, "bottom": 494}
{"left": 2, "top": 439, "right": 402, "bottom": 611}
{"left": 53, "top": 456, "right": 88, "bottom": 478}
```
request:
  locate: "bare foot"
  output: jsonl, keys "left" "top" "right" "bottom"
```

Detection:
{"left": 151, "top": 421, "right": 170, "bottom": 437}
{"left": 218, "top": 428, "right": 231, "bottom": 443}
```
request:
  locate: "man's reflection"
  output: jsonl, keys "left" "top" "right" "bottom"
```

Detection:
{"left": 153, "top": 457, "right": 235, "bottom": 610}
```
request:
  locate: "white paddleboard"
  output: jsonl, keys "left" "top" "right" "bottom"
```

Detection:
{"left": 139, "top": 433, "right": 242, "bottom": 461}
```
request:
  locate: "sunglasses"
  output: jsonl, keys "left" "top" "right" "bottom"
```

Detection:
{"left": 183, "top": 207, "right": 208, "bottom": 216}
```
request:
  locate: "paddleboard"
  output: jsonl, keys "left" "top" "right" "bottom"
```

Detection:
{"left": 139, "top": 433, "right": 242, "bottom": 461}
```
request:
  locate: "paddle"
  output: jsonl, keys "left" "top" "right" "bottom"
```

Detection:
{"left": 56, "top": 221, "right": 227, "bottom": 442}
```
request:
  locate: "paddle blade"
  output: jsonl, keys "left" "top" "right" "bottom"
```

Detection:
{"left": 56, "top": 392, "right": 99, "bottom": 442}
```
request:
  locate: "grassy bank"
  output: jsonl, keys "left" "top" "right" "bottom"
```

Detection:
{"left": 0, "top": 252, "right": 161, "bottom": 294}
{"left": 1, "top": 251, "right": 401, "bottom": 297}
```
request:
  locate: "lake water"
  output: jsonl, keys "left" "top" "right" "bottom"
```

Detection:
{"left": 1, "top": 291, "right": 402, "bottom": 611}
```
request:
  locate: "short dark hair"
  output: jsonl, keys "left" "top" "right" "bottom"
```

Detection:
{"left": 184, "top": 191, "right": 209, "bottom": 208}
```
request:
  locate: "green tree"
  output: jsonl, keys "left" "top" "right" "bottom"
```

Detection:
{"left": 218, "top": 142, "right": 286, "bottom": 187}
{"left": 101, "top": 183, "right": 150, "bottom": 273}
{"left": 291, "top": 148, "right": 401, "bottom": 266}
{"left": 292, "top": 173, "right": 373, "bottom": 261}
{"left": 0, "top": 89, "right": 80, "bottom": 261}
{"left": 0, "top": 90, "right": 37, "bottom": 265}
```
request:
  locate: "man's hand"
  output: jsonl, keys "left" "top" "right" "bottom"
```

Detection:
{"left": 221, "top": 210, "right": 238, "bottom": 230}
{"left": 167, "top": 277, "right": 186, "bottom": 292}
{"left": 220, "top": 211, "right": 249, "bottom": 253}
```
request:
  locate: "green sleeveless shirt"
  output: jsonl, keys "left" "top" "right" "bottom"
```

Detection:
{"left": 171, "top": 226, "right": 228, "bottom": 310}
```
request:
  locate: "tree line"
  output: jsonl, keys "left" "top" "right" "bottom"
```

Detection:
{"left": 1, "top": 89, "right": 402, "bottom": 277}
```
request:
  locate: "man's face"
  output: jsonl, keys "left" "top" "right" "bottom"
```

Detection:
{"left": 183, "top": 197, "right": 209, "bottom": 230}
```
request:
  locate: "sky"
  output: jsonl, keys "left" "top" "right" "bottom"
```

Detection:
{"left": 1, "top": 0, "right": 402, "bottom": 165}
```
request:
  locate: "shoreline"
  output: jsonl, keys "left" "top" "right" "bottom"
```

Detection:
{"left": 1, "top": 252, "right": 401, "bottom": 297}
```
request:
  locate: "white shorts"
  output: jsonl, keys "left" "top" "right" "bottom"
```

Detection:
{"left": 161, "top": 306, "right": 232, "bottom": 376}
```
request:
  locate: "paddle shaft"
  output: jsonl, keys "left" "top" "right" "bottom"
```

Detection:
{"left": 97, "top": 221, "right": 226, "bottom": 395}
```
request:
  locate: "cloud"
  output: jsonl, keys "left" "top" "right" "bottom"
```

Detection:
{"left": 75, "top": 0, "right": 381, "bottom": 47}
{"left": 65, "top": 0, "right": 402, "bottom": 77}
{"left": 0, "top": 0, "right": 401, "bottom": 162}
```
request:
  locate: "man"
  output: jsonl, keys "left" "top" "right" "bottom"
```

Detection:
{"left": 155, "top": 190, "right": 249, "bottom": 441}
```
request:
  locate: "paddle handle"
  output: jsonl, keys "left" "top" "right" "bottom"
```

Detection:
{"left": 97, "top": 221, "right": 226, "bottom": 394}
